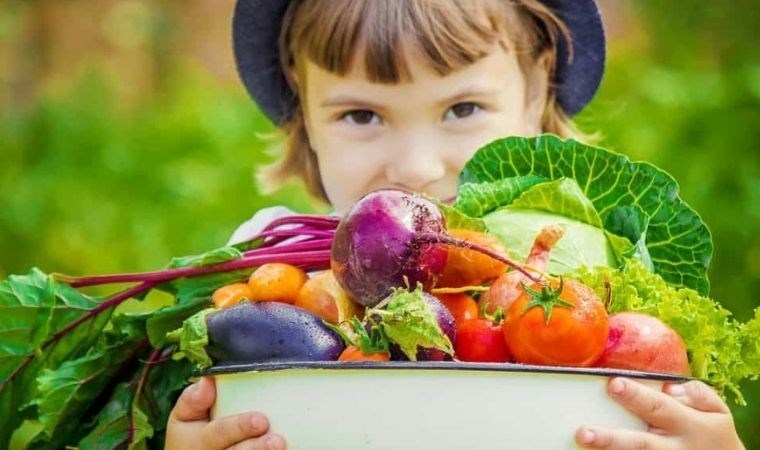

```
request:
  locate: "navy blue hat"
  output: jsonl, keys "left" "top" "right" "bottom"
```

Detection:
{"left": 233, "top": 0, "right": 606, "bottom": 124}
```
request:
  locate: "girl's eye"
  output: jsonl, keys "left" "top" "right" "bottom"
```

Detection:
{"left": 444, "top": 102, "right": 482, "bottom": 120}
{"left": 341, "top": 110, "right": 381, "bottom": 125}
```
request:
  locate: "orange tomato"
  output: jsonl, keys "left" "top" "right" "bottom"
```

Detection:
{"left": 434, "top": 293, "right": 478, "bottom": 325}
{"left": 247, "top": 263, "right": 308, "bottom": 304}
{"left": 295, "top": 270, "right": 362, "bottom": 324}
{"left": 503, "top": 278, "right": 609, "bottom": 367}
{"left": 338, "top": 346, "right": 390, "bottom": 362}
{"left": 437, "top": 229, "right": 509, "bottom": 288}
{"left": 212, "top": 283, "right": 253, "bottom": 309}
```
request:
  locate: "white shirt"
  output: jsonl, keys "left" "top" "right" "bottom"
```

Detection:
{"left": 226, "top": 205, "right": 297, "bottom": 246}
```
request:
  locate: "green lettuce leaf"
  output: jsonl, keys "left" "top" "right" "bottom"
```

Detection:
{"left": 457, "top": 135, "right": 712, "bottom": 294}
{"left": 740, "top": 310, "right": 760, "bottom": 382}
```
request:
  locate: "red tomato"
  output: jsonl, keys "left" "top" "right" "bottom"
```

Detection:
{"left": 455, "top": 318, "right": 511, "bottom": 363}
{"left": 435, "top": 293, "right": 478, "bottom": 325}
{"left": 503, "top": 278, "right": 609, "bottom": 367}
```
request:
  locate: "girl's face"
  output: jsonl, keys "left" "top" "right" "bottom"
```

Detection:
{"left": 300, "top": 44, "right": 547, "bottom": 214}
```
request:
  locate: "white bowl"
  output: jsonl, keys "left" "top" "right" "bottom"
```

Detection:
{"left": 210, "top": 362, "right": 686, "bottom": 450}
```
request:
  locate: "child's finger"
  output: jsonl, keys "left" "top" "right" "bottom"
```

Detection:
{"left": 227, "top": 434, "right": 287, "bottom": 450}
{"left": 574, "top": 426, "right": 671, "bottom": 449}
{"left": 201, "top": 412, "right": 273, "bottom": 450}
{"left": 607, "top": 377, "right": 688, "bottom": 432}
{"left": 663, "top": 380, "right": 730, "bottom": 414}
{"left": 170, "top": 376, "right": 216, "bottom": 422}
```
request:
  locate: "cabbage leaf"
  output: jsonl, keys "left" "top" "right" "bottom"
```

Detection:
{"left": 456, "top": 135, "right": 712, "bottom": 294}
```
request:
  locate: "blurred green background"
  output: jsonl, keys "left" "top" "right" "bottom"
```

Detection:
{"left": 0, "top": 0, "right": 758, "bottom": 447}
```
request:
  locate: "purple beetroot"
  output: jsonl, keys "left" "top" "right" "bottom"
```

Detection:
{"left": 331, "top": 189, "right": 449, "bottom": 307}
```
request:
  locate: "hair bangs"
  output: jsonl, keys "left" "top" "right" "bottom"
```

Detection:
{"left": 285, "top": 0, "right": 521, "bottom": 84}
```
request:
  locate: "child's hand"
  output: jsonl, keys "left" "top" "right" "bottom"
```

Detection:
{"left": 165, "top": 377, "right": 286, "bottom": 450}
{"left": 575, "top": 377, "right": 744, "bottom": 450}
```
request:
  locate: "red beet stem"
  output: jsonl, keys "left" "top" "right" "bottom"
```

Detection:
{"left": 257, "top": 227, "right": 335, "bottom": 240}
{"left": 57, "top": 250, "right": 332, "bottom": 288}
{"left": 242, "top": 238, "right": 333, "bottom": 256}
{"left": 261, "top": 215, "right": 340, "bottom": 232}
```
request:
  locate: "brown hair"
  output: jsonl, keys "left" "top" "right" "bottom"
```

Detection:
{"left": 261, "top": 0, "right": 590, "bottom": 203}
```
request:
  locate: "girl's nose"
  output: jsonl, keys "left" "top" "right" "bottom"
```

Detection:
{"left": 385, "top": 137, "right": 446, "bottom": 191}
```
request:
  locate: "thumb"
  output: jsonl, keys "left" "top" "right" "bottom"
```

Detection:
{"left": 663, "top": 380, "right": 730, "bottom": 413}
{"left": 170, "top": 376, "right": 217, "bottom": 422}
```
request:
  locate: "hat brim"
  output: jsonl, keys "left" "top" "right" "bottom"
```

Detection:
{"left": 233, "top": 0, "right": 605, "bottom": 124}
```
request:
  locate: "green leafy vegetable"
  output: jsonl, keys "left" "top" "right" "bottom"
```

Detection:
{"left": 168, "top": 246, "right": 243, "bottom": 269}
{"left": 457, "top": 135, "right": 713, "bottom": 294}
{"left": 76, "top": 382, "right": 154, "bottom": 450}
{"left": 325, "top": 316, "right": 390, "bottom": 356}
{"left": 0, "top": 269, "right": 116, "bottom": 448}
{"left": 436, "top": 202, "right": 487, "bottom": 232}
{"left": 166, "top": 308, "right": 215, "bottom": 369}
{"left": 509, "top": 178, "right": 603, "bottom": 227}
{"left": 368, "top": 288, "right": 453, "bottom": 361}
{"left": 483, "top": 178, "right": 639, "bottom": 274}
{"left": 455, "top": 175, "right": 546, "bottom": 217}
{"left": 0, "top": 213, "right": 339, "bottom": 449}
{"left": 29, "top": 334, "right": 147, "bottom": 448}
{"left": 574, "top": 260, "right": 760, "bottom": 404}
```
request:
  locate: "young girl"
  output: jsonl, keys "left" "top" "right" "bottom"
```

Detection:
{"left": 165, "top": 1, "right": 745, "bottom": 449}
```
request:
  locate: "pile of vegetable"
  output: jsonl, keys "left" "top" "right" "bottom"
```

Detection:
{"left": 1, "top": 135, "right": 758, "bottom": 449}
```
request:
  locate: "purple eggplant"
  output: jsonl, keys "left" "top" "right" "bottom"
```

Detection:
{"left": 206, "top": 301, "right": 344, "bottom": 365}
{"left": 386, "top": 292, "right": 456, "bottom": 361}
{"left": 417, "top": 293, "right": 456, "bottom": 361}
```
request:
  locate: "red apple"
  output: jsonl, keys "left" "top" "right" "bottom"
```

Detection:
{"left": 595, "top": 312, "right": 691, "bottom": 376}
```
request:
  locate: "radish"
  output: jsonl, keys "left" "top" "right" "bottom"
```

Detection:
{"left": 331, "top": 189, "right": 539, "bottom": 307}
{"left": 594, "top": 312, "right": 690, "bottom": 376}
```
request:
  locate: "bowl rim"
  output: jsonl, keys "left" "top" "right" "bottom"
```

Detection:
{"left": 205, "top": 361, "right": 691, "bottom": 382}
